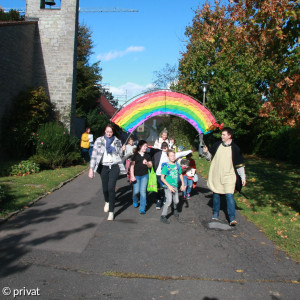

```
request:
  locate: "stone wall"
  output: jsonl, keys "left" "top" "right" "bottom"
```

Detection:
{"left": 0, "top": 21, "right": 41, "bottom": 127}
{"left": 26, "top": 0, "right": 79, "bottom": 130}
{"left": 0, "top": 0, "right": 79, "bottom": 153}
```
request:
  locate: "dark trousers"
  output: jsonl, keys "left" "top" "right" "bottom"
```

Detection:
{"left": 156, "top": 175, "right": 165, "bottom": 201}
{"left": 81, "top": 148, "right": 90, "bottom": 162}
{"left": 100, "top": 164, "right": 120, "bottom": 212}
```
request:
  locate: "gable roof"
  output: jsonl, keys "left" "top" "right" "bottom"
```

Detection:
{"left": 97, "top": 94, "right": 116, "bottom": 117}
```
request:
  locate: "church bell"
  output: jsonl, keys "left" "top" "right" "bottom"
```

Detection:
{"left": 45, "top": 0, "right": 56, "bottom": 6}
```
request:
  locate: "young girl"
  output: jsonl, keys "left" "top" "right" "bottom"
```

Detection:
{"left": 153, "top": 128, "right": 169, "bottom": 149}
{"left": 130, "top": 140, "right": 153, "bottom": 214}
{"left": 124, "top": 137, "right": 136, "bottom": 181}
{"left": 169, "top": 137, "right": 177, "bottom": 152}
{"left": 88, "top": 124, "right": 126, "bottom": 221}
{"left": 182, "top": 153, "right": 197, "bottom": 200}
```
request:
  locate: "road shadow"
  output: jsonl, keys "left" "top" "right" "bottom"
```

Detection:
{"left": 0, "top": 201, "right": 96, "bottom": 276}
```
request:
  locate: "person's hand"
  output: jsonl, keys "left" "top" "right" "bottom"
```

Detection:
{"left": 203, "top": 146, "right": 208, "bottom": 153}
{"left": 180, "top": 184, "right": 185, "bottom": 192}
{"left": 143, "top": 159, "right": 148, "bottom": 165}
{"left": 131, "top": 175, "right": 136, "bottom": 183}
{"left": 168, "top": 185, "right": 175, "bottom": 193}
{"left": 88, "top": 169, "right": 94, "bottom": 179}
{"left": 242, "top": 179, "right": 246, "bottom": 186}
{"left": 122, "top": 144, "right": 126, "bottom": 151}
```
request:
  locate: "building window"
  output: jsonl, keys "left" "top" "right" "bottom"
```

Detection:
{"left": 40, "top": 0, "right": 61, "bottom": 10}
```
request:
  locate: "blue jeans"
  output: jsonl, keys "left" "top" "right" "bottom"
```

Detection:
{"left": 212, "top": 193, "right": 236, "bottom": 222}
{"left": 133, "top": 174, "right": 149, "bottom": 212}
{"left": 183, "top": 175, "right": 193, "bottom": 196}
{"left": 89, "top": 146, "right": 93, "bottom": 159}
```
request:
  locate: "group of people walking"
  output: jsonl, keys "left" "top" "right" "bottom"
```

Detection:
{"left": 88, "top": 123, "right": 246, "bottom": 226}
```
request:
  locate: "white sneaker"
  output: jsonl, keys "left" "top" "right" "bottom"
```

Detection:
{"left": 104, "top": 202, "right": 109, "bottom": 213}
{"left": 107, "top": 212, "right": 114, "bottom": 221}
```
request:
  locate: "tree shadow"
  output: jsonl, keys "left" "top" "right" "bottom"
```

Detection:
{"left": 241, "top": 157, "right": 300, "bottom": 213}
{"left": 114, "top": 183, "right": 133, "bottom": 218}
{"left": 206, "top": 195, "right": 242, "bottom": 223}
{"left": 193, "top": 185, "right": 211, "bottom": 195}
{"left": 2, "top": 202, "right": 89, "bottom": 229}
{"left": 114, "top": 180, "right": 159, "bottom": 216}
{"left": 0, "top": 201, "right": 95, "bottom": 276}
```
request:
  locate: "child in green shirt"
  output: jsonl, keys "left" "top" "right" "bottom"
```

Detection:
{"left": 160, "top": 149, "right": 185, "bottom": 224}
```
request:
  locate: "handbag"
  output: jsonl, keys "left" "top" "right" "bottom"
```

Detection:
{"left": 147, "top": 167, "right": 158, "bottom": 192}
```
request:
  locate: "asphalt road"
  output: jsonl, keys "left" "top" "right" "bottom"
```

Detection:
{"left": 0, "top": 171, "right": 299, "bottom": 300}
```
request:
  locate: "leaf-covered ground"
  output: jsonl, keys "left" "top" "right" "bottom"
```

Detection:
{"left": 194, "top": 153, "right": 300, "bottom": 262}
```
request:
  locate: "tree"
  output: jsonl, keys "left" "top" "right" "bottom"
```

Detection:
{"left": 178, "top": 2, "right": 263, "bottom": 139}
{"left": 76, "top": 24, "right": 116, "bottom": 116}
{"left": 76, "top": 24, "right": 101, "bottom": 116}
{"left": 153, "top": 63, "right": 178, "bottom": 89}
{"left": 0, "top": 9, "right": 24, "bottom": 21}
{"left": 177, "top": 0, "right": 299, "bottom": 149}
{"left": 100, "top": 88, "right": 118, "bottom": 109}
{"left": 228, "top": 0, "right": 299, "bottom": 127}
{"left": 1, "top": 87, "right": 54, "bottom": 158}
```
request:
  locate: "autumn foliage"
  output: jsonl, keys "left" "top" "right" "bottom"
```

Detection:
{"left": 177, "top": 0, "right": 299, "bottom": 153}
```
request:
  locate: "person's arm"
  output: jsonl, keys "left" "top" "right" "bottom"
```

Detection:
{"left": 123, "top": 152, "right": 134, "bottom": 161}
{"left": 179, "top": 174, "right": 185, "bottom": 191}
{"left": 89, "top": 138, "right": 100, "bottom": 178}
{"left": 161, "top": 174, "right": 175, "bottom": 193}
{"left": 237, "top": 166, "right": 246, "bottom": 186}
{"left": 115, "top": 139, "right": 125, "bottom": 157}
{"left": 130, "top": 161, "right": 136, "bottom": 182}
{"left": 88, "top": 168, "right": 94, "bottom": 179}
{"left": 202, "top": 146, "right": 212, "bottom": 161}
{"left": 148, "top": 147, "right": 160, "bottom": 155}
{"left": 124, "top": 145, "right": 130, "bottom": 155}
{"left": 145, "top": 154, "right": 153, "bottom": 168}
{"left": 146, "top": 159, "right": 153, "bottom": 168}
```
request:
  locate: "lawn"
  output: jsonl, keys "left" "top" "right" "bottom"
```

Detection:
{"left": 193, "top": 152, "right": 300, "bottom": 262}
{"left": 1, "top": 154, "right": 299, "bottom": 262}
{"left": 0, "top": 164, "right": 88, "bottom": 218}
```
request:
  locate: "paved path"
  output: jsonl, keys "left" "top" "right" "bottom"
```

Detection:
{"left": 0, "top": 172, "right": 299, "bottom": 300}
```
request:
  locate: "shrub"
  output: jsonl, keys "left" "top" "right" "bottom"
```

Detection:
{"left": 167, "top": 116, "right": 198, "bottom": 149}
{"left": 30, "top": 122, "right": 83, "bottom": 169}
{"left": 0, "top": 160, "right": 18, "bottom": 177}
{"left": 1, "top": 87, "right": 55, "bottom": 159}
{"left": 255, "top": 126, "right": 300, "bottom": 164}
{"left": 86, "top": 108, "right": 109, "bottom": 138}
{"left": 10, "top": 160, "right": 40, "bottom": 176}
{"left": 0, "top": 185, "right": 6, "bottom": 200}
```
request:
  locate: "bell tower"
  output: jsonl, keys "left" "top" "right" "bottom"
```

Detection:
{"left": 25, "top": 0, "right": 79, "bottom": 131}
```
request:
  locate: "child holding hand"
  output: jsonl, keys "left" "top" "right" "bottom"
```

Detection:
{"left": 160, "top": 149, "right": 185, "bottom": 224}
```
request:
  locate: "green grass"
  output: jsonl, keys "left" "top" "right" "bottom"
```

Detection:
{"left": 1, "top": 153, "right": 299, "bottom": 262}
{"left": 0, "top": 164, "right": 88, "bottom": 218}
{"left": 193, "top": 152, "right": 300, "bottom": 262}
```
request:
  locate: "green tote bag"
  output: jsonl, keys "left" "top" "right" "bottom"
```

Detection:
{"left": 147, "top": 167, "right": 158, "bottom": 192}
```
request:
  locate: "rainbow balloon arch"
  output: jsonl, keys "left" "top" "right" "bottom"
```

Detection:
{"left": 111, "top": 89, "right": 222, "bottom": 136}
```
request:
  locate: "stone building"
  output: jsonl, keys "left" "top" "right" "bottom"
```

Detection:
{"left": 0, "top": 0, "right": 79, "bottom": 134}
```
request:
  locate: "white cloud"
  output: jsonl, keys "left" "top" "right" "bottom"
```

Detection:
{"left": 109, "top": 82, "right": 155, "bottom": 105}
{"left": 97, "top": 46, "right": 145, "bottom": 61}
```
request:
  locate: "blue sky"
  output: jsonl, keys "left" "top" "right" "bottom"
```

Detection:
{"left": 1, "top": 0, "right": 205, "bottom": 102}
